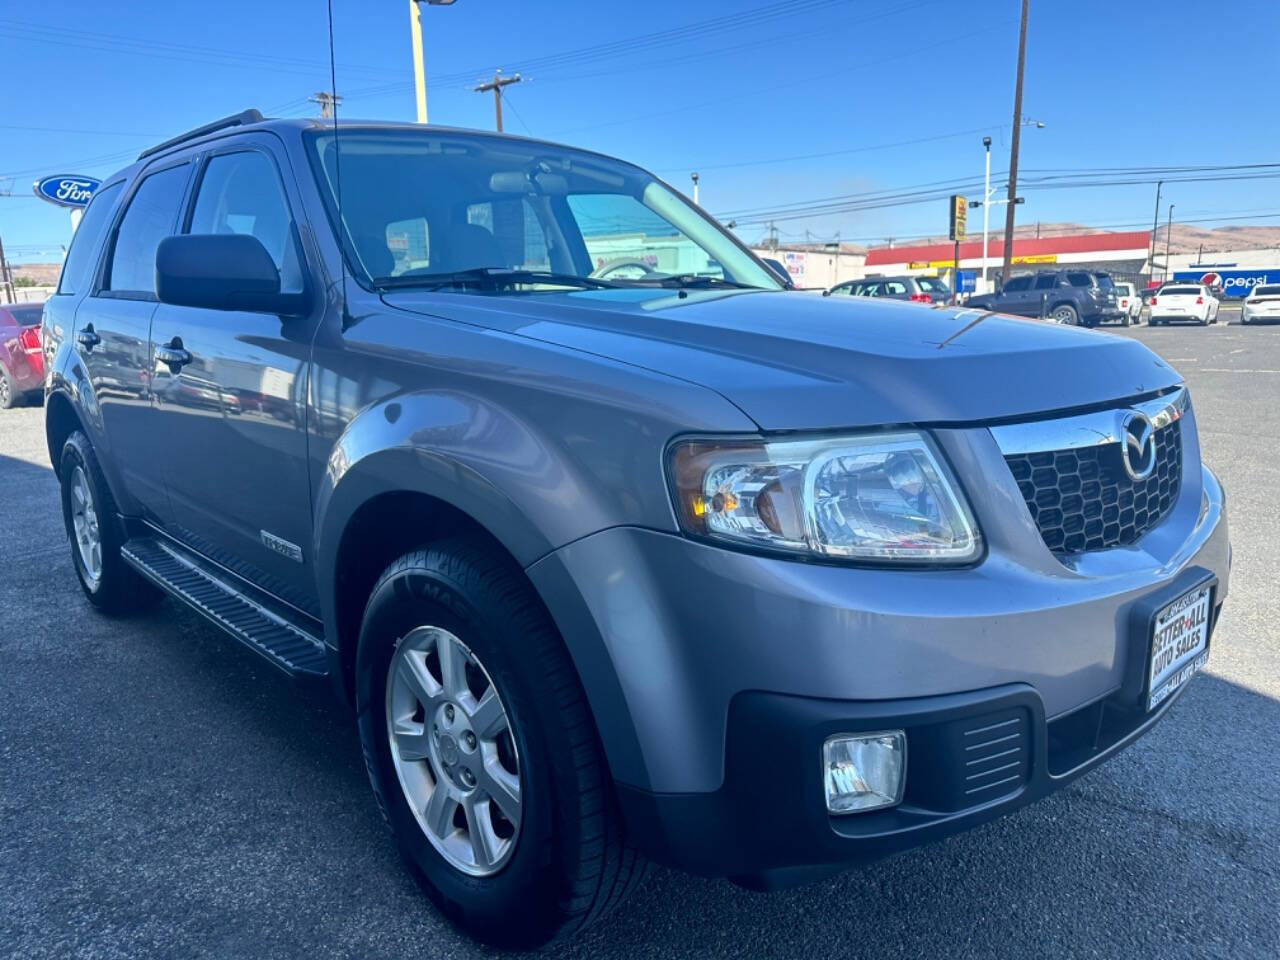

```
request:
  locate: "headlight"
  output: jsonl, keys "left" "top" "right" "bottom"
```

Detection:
{"left": 668, "top": 432, "right": 982, "bottom": 563}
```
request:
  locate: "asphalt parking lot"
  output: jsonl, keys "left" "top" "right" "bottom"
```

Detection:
{"left": 2, "top": 314, "right": 1278, "bottom": 960}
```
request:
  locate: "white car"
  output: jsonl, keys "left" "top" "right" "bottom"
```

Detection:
{"left": 1113, "top": 282, "right": 1142, "bottom": 324}
{"left": 1148, "top": 284, "right": 1220, "bottom": 326}
{"left": 1241, "top": 283, "right": 1280, "bottom": 324}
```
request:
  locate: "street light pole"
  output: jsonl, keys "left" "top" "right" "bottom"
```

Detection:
{"left": 410, "top": 0, "right": 457, "bottom": 124}
{"left": 1148, "top": 179, "right": 1163, "bottom": 284}
{"left": 1165, "top": 204, "right": 1175, "bottom": 282}
{"left": 691, "top": 172, "right": 699, "bottom": 206}
{"left": 1000, "top": 0, "right": 1030, "bottom": 285}
{"left": 981, "top": 136, "right": 991, "bottom": 291}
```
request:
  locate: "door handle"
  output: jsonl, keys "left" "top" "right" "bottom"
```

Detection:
{"left": 76, "top": 327, "right": 100, "bottom": 350}
{"left": 155, "top": 339, "right": 192, "bottom": 371}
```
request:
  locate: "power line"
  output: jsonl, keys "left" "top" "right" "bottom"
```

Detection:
{"left": 0, "top": 17, "right": 401, "bottom": 79}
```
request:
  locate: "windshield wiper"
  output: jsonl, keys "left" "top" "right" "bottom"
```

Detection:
{"left": 375, "top": 267, "right": 618, "bottom": 292}
{"left": 627, "top": 273, "right": 760, "bottom": 290}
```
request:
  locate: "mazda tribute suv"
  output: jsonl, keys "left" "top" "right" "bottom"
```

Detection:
{"left": 43, "top": 110, "right": 1230, "bottom": 948}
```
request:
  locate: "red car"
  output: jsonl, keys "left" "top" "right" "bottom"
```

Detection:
{"left": 0, "top": 302, "right": 45, "bottom": 408}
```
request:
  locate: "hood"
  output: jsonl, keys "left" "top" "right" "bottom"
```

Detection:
{"left": 382, "top": 288, "right": 1180, "bottom": 431}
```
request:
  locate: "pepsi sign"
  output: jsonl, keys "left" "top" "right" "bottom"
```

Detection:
{"left": 33, "top": 174, "right": 102, "bottom": 208}
{"left": 1173, "top": 268, "right": 1280, "bottom": 299}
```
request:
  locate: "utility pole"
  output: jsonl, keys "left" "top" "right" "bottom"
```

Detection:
{"left": 690, "top": 172, "right": 699, "bottom": 206}
{"left": 308, "top": 91, "right": 343, "bottom": 118}
{"left": 1148, "top": 179, "right": 1163, "bottom": 284}
{"left": 981, "top": 136, "right": 992, "bottom": 292}
{"left": 473, "top": 71, "right": 522, "bottom": 132}
{"left": 0, "top": 233, "right": 13, "bottom": 304}
{"left": 1164, "top": 204, "right": 1175, "bottom": 282}
{"left": 1001, "top": 0, "right": 1030, "bottom": 284}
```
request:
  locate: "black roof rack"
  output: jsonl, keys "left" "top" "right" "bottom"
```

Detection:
{"left": 137, "top": 109, "right": 265, "bottom": 161}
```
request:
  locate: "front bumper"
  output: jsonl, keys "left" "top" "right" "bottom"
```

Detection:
{"left": 616, "top": 613, "right": 1218, "bottom": 885}
{"left": 527, "top": 421, "right": 1229, "bottom": 880}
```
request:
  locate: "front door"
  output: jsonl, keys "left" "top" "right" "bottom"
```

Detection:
{"left": 151, "top": 141, "right": 321, "bottom": 614}
{"left": 76, "top": 161, "right": 195, "bottom": 523}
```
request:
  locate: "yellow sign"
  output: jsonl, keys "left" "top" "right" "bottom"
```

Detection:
{"left": 949, "top": 194, "right": 967, "bottom": 241}
{"left": 922, "top": 253, "right": 1058, "bottom": 269}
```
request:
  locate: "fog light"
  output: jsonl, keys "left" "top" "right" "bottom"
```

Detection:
{"left": 823, "top": 731, "right": 906, "bottom": 814}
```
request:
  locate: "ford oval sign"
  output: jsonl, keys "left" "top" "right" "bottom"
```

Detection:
{"left": 33, "top": 174, "right": 102, "bottom": 208}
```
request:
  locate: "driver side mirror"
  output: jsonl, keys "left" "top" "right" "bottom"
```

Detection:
{"left": 760, "top": 257, "right": 795, "bottom": 289}
{"left": 156, "top": 234, "right": 310, "bottom": 315}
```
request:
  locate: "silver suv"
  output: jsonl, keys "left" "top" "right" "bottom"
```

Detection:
{"left": 43, "top": 112, "right": 1230, "bottom": 948}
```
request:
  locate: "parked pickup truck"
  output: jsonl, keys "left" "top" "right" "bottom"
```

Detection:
{"left": 967, "top": 269, "right": 1123, "bottom": 326}
{"left": 44, "top": 111, "right": 1230, "bottom": 948}
{"left": 1113, "top": 281, "right": 1143, "bottom": 325}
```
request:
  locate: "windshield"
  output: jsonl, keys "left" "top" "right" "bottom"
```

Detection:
{"left": 1253, "top": 285, "right": 1280, "bottom": 296}
{"left": 1161, "top": 286, "right": 1200, "bottom": 295}
{"left": 1115, "top": 283, "right": 1133, "bottom": 296}
{"left": 1093, "top": 274, "right": 1114, "bottom": 289}
{"left": 306, "top": 129, "right": 780, "bottom": 293}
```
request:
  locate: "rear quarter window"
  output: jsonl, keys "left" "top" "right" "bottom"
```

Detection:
{"left": 1066, "top": 273, "right": 1093, "bottom": 287}
{"left": 56, "top": 181, "right": 123, "bottom": 296}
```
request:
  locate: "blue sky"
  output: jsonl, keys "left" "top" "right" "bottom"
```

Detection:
{"left": 3, "top": 0, "right": 1279, "bottom": 262}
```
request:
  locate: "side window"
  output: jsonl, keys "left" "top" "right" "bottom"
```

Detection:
{"left": 1003, "top": 276, "right": 1032, "bottom": 292}
{"left": 883, "top": 280, "right": 907, "bottom": 295}
{"left": 106, "top": 164, "right": 190, "bottom": 296}
{"left": 1033, "top": 275, "right": 1057, "bottom": 290}
{"left": 57, "top": 181, "right": 123, "bottom": 296}
{"left": 188, "top": 151, "right": 304, "bottom": 293}
{"left": 386, "top": 217, "right": 430, "bottom": 275}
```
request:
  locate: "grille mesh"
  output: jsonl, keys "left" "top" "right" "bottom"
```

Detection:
{"left": 1005, "top": 420, "right": 1182, "bottom": 554}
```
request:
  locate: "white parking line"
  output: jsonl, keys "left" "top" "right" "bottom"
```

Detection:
{"left": 1200, "top": 368, "right": 1280, "bottom": 374}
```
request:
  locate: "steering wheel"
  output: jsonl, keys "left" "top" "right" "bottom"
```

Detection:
{"left": 589, "top": 259, "right": 657, "bottom": 280}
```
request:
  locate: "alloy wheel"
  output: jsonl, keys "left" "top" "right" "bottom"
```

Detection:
{"left": 69, "top": 465, "right": 102, "bottom": 586}
{"left": 386, "top": 625, "right": 522, "bottom": 877}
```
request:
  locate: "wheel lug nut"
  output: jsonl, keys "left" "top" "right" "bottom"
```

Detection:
{"left": 464, "top": 732, "right": 476, "bottom": 749}
{"left": 460, "top": 769, "right": 475, "bottom": 787}
{"left": 444, "top": 704, "right": 455, "bottom": 723}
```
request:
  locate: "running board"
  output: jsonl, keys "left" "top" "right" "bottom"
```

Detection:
{"left": 121, "top": 537, "right": 328, "bottom": 678}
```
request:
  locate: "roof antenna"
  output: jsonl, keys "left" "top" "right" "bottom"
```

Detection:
{"left": 325, "top": 0, "right": 351, "bottom": 327}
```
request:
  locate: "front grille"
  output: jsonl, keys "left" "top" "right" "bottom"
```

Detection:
{"left": 1005, "top": 420, "right": 1182, "bottom": 555}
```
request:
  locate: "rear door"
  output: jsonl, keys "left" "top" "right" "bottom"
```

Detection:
{"left": 76, "top": 160, "right": 195, "bottom": 522}
{"left": 1030, "top": 273, "right": 1060, "bottom": 316}
{"left": 150, "top": 136, "right": 322, "bottom": 613}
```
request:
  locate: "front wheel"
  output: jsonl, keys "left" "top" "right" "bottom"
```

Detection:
{"left": 355, "top": 540, "right": 645, "bottom": 948}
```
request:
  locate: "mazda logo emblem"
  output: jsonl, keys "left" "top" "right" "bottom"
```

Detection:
{"left": 1120, "top": 411, "right": 1157, "bottom": 481}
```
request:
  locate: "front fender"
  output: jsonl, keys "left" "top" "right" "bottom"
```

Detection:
{"left": 311, "top": 388, "right": 634, "bottom": 650}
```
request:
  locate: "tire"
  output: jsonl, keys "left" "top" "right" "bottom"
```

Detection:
{"left": 1051, "top": 303, "right": 1079, "bottom": 325}
{"left": 58, "top": 430, "right": 163, "bottom": 615}
{"left": 355, "top": 540, "right": 646, "bottom": 948}
{"left": 0, "top": 365, "right": 16, "bottom": 409}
